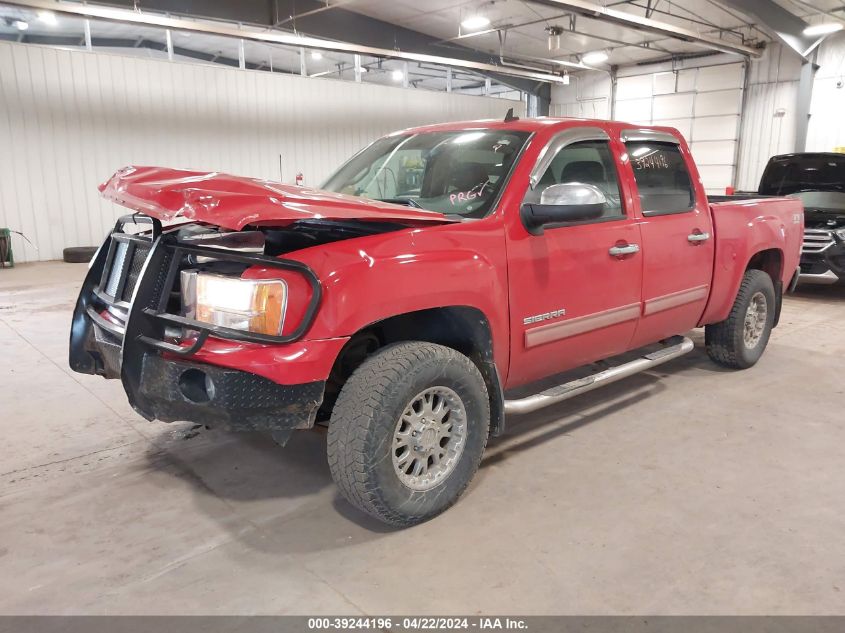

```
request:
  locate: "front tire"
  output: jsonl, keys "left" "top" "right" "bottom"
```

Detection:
{"left": 705, "top": 269, "right": 776, "bottom": 369}
{"left": 327, "top": 342, "right": 490, "bottom": 527}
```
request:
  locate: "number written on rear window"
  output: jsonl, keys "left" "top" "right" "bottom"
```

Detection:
{"left": 625, "top": 141, "right": 695, "bottom": 216}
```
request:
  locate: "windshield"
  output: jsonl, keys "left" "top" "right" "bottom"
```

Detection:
{"left": 321, "top": 129, "right": 531, "bottom": 218}
{"left": 759, "top": 154, "right": 845, "bottom": 196}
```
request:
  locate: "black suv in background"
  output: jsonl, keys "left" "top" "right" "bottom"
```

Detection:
{"left": 758, "top": 153, "right": 845, "bottom": 285}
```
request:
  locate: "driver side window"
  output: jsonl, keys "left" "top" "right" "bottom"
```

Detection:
{"left": 525, "top": 140, "right": 624, "bottom": 220}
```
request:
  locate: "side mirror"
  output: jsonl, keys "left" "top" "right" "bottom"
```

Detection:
{"left": 520, "top": 183, "right": 607, "bottom": 235}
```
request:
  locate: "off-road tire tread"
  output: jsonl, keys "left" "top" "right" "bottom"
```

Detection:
{"left": 705, "top": 269, "right": 773, "bottom": 369}
{"left": 326, "top": 342, "right": 489, "bottom": 527}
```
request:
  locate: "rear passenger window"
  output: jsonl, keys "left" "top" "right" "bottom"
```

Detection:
{"left": 524, "top": 140, "right": 624, "bottom": 221}
{"left": 625, "top": 141, "right": 695, "bottom": 215}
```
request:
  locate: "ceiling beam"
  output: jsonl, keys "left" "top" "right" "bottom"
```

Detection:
{"left": 20, "top": 0, "right": 569, "bottom": 94}
{"left": 527, "top": 0, "right": 763, "bottom": 57}
{"left": 0, "top": 32, "right": 271, "bottom": 68}
{"left": 719, "top": 0, "right": 832, "bottom": 58}
{"left": 1, "top": 0, "right": 564, "bottom": 97}
{"left": 437, "top": 13, "right": 676, "bottom": 56}
{"left": 263, "top": 0, "right": 585, "bottom": 87}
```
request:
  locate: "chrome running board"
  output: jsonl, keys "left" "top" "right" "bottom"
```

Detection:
{"left": 503, "top": 335, "right": 694, "bottom": 415}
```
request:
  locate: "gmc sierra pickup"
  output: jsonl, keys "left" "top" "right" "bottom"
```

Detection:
{"left": 70, "top": 116, "right": 803, "bottom": 526}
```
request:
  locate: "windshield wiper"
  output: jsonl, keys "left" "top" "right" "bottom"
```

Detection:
{"left": 376, "top": 198, "right": 423, "bottom": 209}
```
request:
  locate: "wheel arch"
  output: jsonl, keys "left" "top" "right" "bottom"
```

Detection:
{"left": 746, "top": 247, "right": 784, "bottom": 281}
{"left": 745, "top": 248, "right": 784, "bottom": 326}
{"left": 322, "top": 306, "right": 506, "bottom": 437}
{"left": 699, "top": 245, "right": 786, "bottom": 328}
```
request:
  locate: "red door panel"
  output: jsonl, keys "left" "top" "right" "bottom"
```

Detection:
{"left": 506, "top": 220, "right": 643, "bottom": 388}
{"left": 620, "top": 137, "right": 715, "bottom": 348}
{"left": 504, "top": 128, "right": 647, "bottom": 389}
{"left": 629, "top": 210, "right": 714, "bottom": 348}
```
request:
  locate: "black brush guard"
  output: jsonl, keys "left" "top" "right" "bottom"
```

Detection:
{"left": 69, "top": 215, "right": 325, "bottom": 434}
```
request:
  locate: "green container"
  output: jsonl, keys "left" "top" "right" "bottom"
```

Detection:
{"left": 0, "top": 228, "right": 13, "bottom": 268}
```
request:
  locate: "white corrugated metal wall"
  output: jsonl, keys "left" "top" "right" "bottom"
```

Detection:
{"left": 735, "top": 43, "right": 802, "bottom": 191}
{"left": 731, "top": 35, "right": 845, "bottom": 190}
{"left": 549, "top": 73, "right": 612, "bottom": 119}
{"left": 550, "top": 56, "right": 745, "bottom": 194}
{"left": 550, "top": 35, "right": 845, "bottom": 193}
{"left": 806, "top": 33, "right": 845, "bottom": 153}
{"left": 0, "top": 41, "right": 523, "bottom": 262}
{"left": 614, "top": 60, "right": 745, "bottom": 194}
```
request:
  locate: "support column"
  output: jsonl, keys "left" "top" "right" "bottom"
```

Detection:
{"left": 795, "top": 50, "right": 818, "bottom": 152}
{"left": 535, "top": 84, "right": 551, "bottom": 117}
{"left": 609, "top": 66, "right": 618, "bottom": 120}
{"left": 527, "top": 94, "right": 538, "bottom": 117}
{"left": 83, "top": 19, "right": 92, "bottom": 51}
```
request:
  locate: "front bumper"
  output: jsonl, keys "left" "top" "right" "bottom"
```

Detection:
{"left": 798, "top": 228, "right": 845, "bottom": 285}
{"left": 137, "top": 354, "right": 324, "bottom": 431}
{"left": 799, "top": 249, "right": 845, "bottom": 285}
{"left": 69, "top": 216, "right": 330, "bottom": 433}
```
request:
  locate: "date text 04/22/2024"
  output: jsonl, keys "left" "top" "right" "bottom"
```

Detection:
{"left": 307, "top": 617, "right": 528, "bottom": 630}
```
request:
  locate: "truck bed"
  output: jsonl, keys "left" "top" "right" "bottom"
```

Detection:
{"left": 698, "top": 196, "right": 803, "bottom": 326}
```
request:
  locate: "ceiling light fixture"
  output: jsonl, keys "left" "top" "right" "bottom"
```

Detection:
{"left": 37, "top": 10, "right": 57, "bottom": 25}
{"left": 802, "top": 22, "right": 843, "bottom": 36}
{"left": 13, "top": 19, "right": 29, "bottom": 31}
{"left": 461, "top": 15, "right": 490, "bottom": 31}
{"left": 391, "top": 69, "right": 404, "bottom": 81}
{"left": 582, "top": 50, "right": 609, "bottom": 65}
{"left": 310, "top": 50, "right": 323, "bottom": 60}
{"left": 546, "top": 26, "right": 563, "bottom": 51}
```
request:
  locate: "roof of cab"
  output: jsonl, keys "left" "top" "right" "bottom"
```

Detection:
{"left": 395, "top": 116, "right": 679, "bottom": 139}
{"left": 396, "top": 117, "right": 598, "bottom": 135}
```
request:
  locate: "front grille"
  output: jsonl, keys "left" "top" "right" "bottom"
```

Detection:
{"left": 802, "top": 228, "right": 835, "bottom": 254}
{"left": 104, "top": 241, "right": 130, "bottom": 296}
{"left": 100, "top": 235, "right": 153, "bottom": 304}
{"left": 121, "top": 242, "right": 151, "bottom": 301}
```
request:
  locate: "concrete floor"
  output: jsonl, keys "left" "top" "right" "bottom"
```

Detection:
{"left": 1, "top": 261, "right": 844, "bottom": 615}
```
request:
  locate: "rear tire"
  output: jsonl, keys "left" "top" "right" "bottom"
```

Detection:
{"left": 705, "top": 269, "right": 776, "bottom": 369}
{"left": 327, "top": 342, "right": 490, "bottom": 527}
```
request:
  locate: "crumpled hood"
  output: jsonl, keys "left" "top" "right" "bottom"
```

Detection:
{"left": 99, "top": 166, "right": 456, "bottom": 230}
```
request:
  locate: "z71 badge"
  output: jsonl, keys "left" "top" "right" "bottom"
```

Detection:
{"left": 523, "top": 309, "right": 566, "bottom": 326}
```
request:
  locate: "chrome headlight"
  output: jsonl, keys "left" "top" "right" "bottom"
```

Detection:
{"left": 834, "top": 228, "right": 845, "bottom": 241}
{"left": 181, "top": 270, "right": 287, "bottom": 336}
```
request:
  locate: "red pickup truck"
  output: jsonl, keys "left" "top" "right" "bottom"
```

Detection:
{"left": 70, "top": 116, "right": 802, "bottom": 526}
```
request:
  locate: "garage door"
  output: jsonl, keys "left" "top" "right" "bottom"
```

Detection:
{"left": 614, "top": 62, "right": 745, "bottom": 194}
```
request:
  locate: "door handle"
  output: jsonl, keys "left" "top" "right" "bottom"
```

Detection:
{"left": 688, "top": 231, "right": 711, "bottom": 243}
{"left": 608, "top": 243, "right": 640, "bottom": 257}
